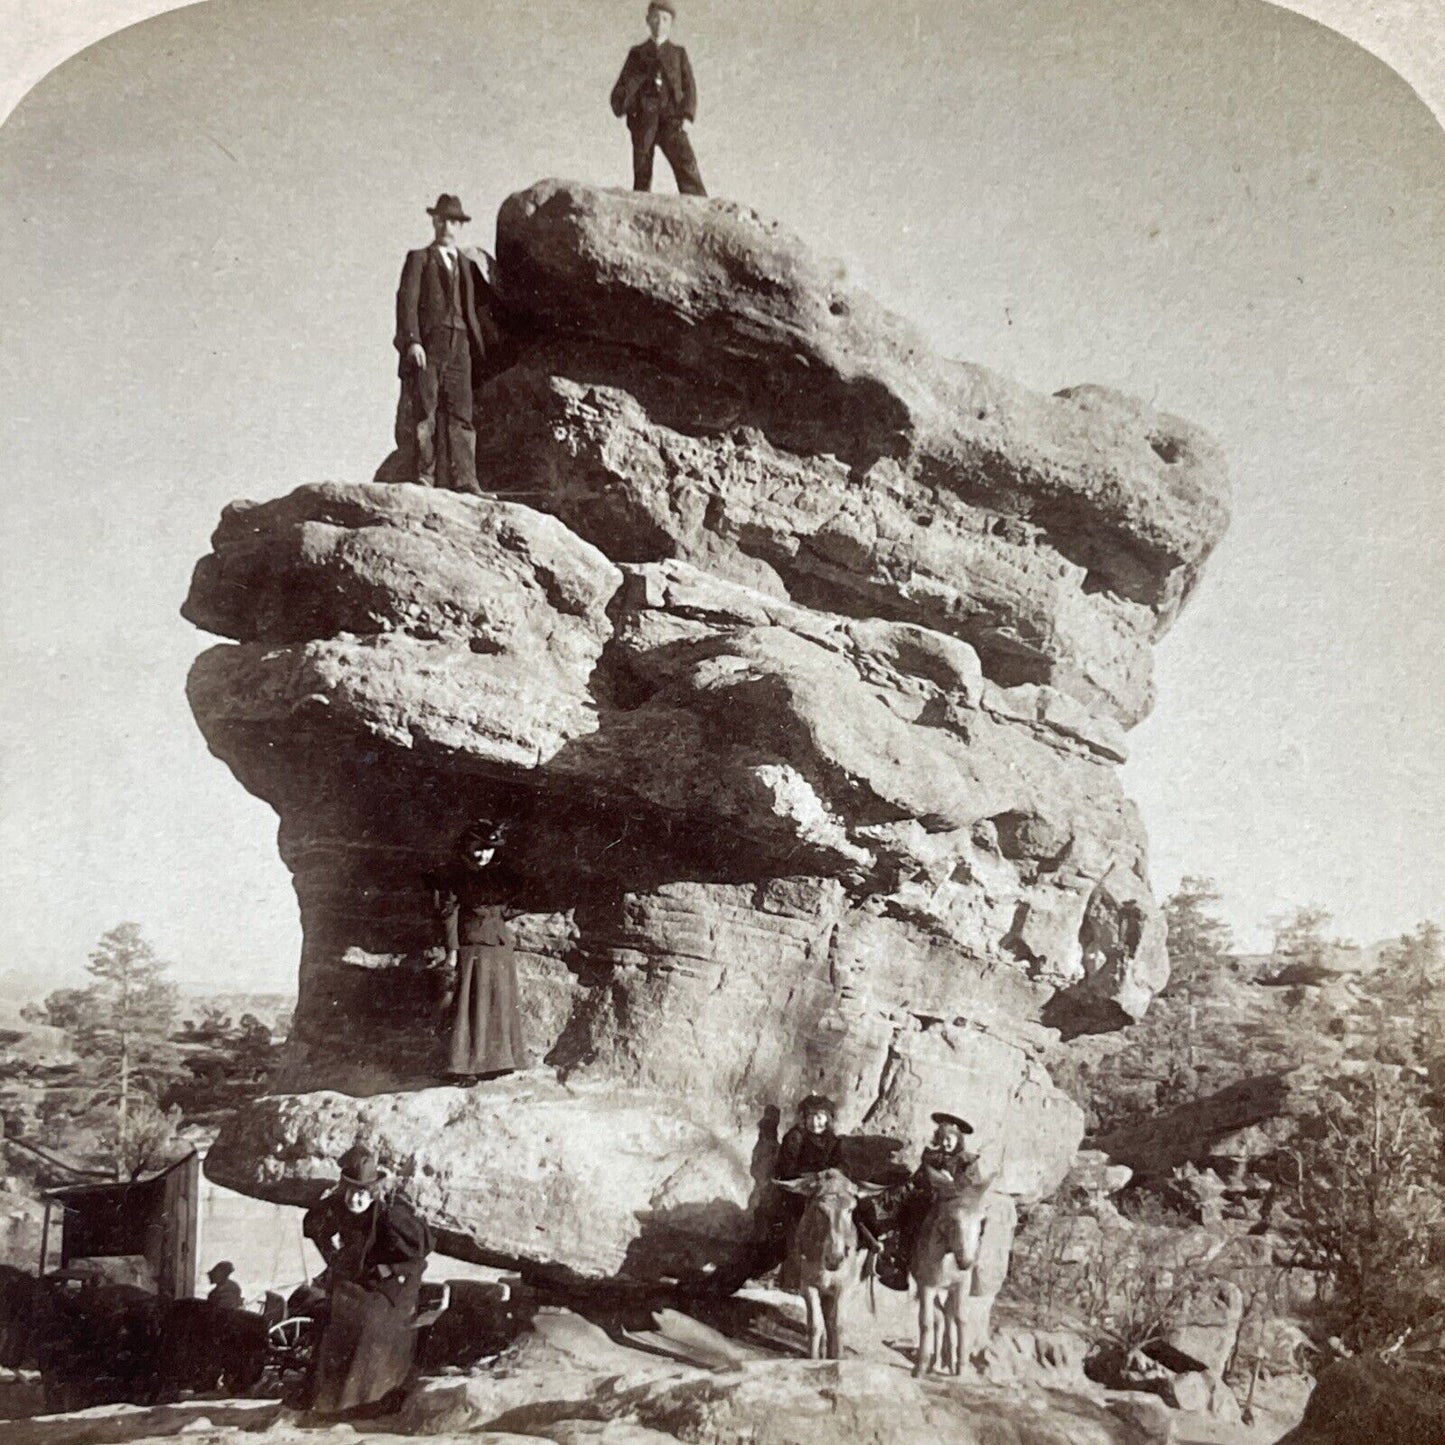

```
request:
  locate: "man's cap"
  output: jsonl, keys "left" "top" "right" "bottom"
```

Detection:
{"left": 207, "top": 1260, "right": 235, "bottom": 1280}
{"left": 797, "top": 1093, "right": 837, "bottom": 1118}
{"left": 931, "top": 1111, "right": 974, "bottom": 1134}
{"left": 337, "top": 1143, "right": 386, "bottom": 1188}
{"left": 427, "top": 194, "right": 471, "bottom": 223}
{"left": 648, "top": 0, "right": 677, "bottom": 15}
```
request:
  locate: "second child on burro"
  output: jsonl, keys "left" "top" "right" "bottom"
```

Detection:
{"left": 432, "top": 819, "right": 528, "bottom": 1081}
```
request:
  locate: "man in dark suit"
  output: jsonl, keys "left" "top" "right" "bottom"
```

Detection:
{"left": 391, "top": 194, "right": 498, "bottom": 491}
{"left": 610, "top": 1, "right": 706, "bottom": 196}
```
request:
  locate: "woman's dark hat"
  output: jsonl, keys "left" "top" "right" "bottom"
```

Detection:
{"left": 427, "top": 194, "right": 471, "bottom": 223}
{"left": 337, "top": 1144, "right": 385, "bottom": 1188}
{"left": 207, "top": 1261, "right": 235, "bottom": 1281}
{"left": 458, "top": 818, "right": 510, "bottom": 851}
{"left": 931, "top": 1111, "right": 974, "bottom": 1134}
{"left": 798, "top": 1094, "right": 837, "bottom": 1118}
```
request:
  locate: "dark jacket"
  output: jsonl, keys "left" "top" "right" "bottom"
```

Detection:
{"left": 393, "top": 247, "right": 500, "bottom": 384}
{"left": 430, "top": 861, "right": 524, "bottom": 950}
{"left": 911, "top": 1144, "right": 979, "bottom": 1193}
{"left": 774, "top": 1124, "right": 843, "bottom": 1181}
{"left": 206, "top": 1279, "right": 243, "bottom": 1310}
{"left": 610, "top": 40, "right": 697, "bottom": 123}
{"left": 302, "top": 1191, "right": 431, "bottom": 1307}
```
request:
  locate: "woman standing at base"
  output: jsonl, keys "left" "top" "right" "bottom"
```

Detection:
{"left": 434, "top": 819, "right": 528, "bottom": 1081}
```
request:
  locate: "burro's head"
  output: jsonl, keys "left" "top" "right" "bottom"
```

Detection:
{"left": 777, "top": 1169, "right": 886, "bottom": 1270}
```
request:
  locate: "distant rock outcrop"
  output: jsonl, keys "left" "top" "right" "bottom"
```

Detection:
{"left": 185, "top": 181, "right": 1229, "bottom": 1282}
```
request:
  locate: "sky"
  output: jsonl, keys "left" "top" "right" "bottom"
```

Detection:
{"left": 0, "top": 0, "right": 1441, "bottom": 997}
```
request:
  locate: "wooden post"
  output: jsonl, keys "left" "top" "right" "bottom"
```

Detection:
{"left": 38, "top": 1201, "right": 50, "bottom": 1277}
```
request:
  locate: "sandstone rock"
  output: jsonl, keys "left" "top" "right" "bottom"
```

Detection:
{"left": 1092, "top": 1072, "right": 1304, "bottom": 1185}
{"left": 480, "top": 184, "right": 1228, "bottom": 729}
{"left": 1164, "top": 1279, "right": 1244, "bottom": 1379}
{"left": 187, "top": 182, "right": 1230, "bottom": 1284}
{"left": 1103, "top": 1391, "right": 1176, "bottom": 1443}
{"left": 494, "top": 183, "right": 1228, "bottom": 617}
{"left": 1206, "top": 1374, "right": 1242, "bottom": 1423}
{"left": 2, "top": 1399, "right": 283, "bottom": 1445}
{"left": 1158, "top": 1368, "right": 1211, "bottom": 1413}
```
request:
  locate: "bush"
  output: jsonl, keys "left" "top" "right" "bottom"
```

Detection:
{"left": 1005, "top": 1199, "right": 1234, "bottom": 1357}
{"left": 1278, "top": 1066, "right": 1445, "bottom": 1352}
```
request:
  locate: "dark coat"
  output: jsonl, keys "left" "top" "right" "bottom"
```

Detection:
{"left": 430, "top": 862, "right": 523, "bottom": 949}
{"left": 913, "top": 1144, "right": 979, "bottom": 1190}
{"left": 394, "top": 247, "right": 500, "bottom": 385}
{"left": 774, "top": 1124, "right": 843, "bottom": 1181}
{"left": 610, "top": 40, "right": 697, "bottom": 122}
{"left": 303, "top": 1190, "right": 431, "bottom": 1305}
{"left": 303, "top": 1191, "right": 432, "bottom": 1414}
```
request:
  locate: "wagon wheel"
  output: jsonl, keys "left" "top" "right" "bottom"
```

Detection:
{"left": 268, "top": 1316, "right": 314, "bottom": 1352}
{"left": 262, "top": 1315, "right": 315, "bottom": 1394}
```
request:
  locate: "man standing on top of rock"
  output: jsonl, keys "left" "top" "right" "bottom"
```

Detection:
{"left": 389, "top": 194, "right": 499, "bottom": 492}
{"left": 610, "top": 1, "right": 706, "bottom": 197}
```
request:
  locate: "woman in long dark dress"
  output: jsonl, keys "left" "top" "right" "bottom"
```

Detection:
{"left": 434, "top": 819, "right": 528, "bottom": 1080}
{"left": 301, "top": 1145, "right": 431, "bottom": 1416}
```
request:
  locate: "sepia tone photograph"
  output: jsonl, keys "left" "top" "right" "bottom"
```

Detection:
{"left": 0, "top": 1, "right": 1441, "bottom": 1441}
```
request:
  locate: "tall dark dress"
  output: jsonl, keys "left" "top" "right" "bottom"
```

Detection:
{"left": 301, "top": 1191, "right": 430, "bottom": 1415}
{"left": 435, "top": 867, "right": 528, "bottom": 1077}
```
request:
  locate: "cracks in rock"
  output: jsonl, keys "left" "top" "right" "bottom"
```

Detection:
{"left": 860, "top": 1034, "right": 904, "bottom": 1131}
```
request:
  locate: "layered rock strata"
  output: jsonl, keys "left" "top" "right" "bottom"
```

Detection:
{"left": 186, "top": 181, "right": 1229, "bottom": 1281}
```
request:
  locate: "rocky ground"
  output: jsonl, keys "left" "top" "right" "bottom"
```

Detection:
{"left": 0, "top": 1288, "right": 1309, "bottom": 1445}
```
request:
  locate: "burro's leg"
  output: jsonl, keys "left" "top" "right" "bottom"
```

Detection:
{"left": 945, "top": 1282, "right": 965, "bottom": 1375}
{"left": 913, "top": 1283, "right": 933, "bottom": 1378}
{"left": 821, "top": 1283, "right": 841, "bottom": 1360}
{"left": 804, "top": 1286, "right": 825, "bottom": 1360}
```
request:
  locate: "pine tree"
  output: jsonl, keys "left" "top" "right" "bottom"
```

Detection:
{"left": 71, "top": 923, "right": 184, "bottom": 1176}
{"left": 1162, "top": 875, "right": 1233, "bottom": 997}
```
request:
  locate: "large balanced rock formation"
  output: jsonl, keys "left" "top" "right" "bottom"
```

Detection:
{"left": 185, "top": 181, "right": 1228, "bottom": 1282}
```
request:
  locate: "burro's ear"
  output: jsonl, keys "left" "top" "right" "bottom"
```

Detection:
{"left": 774, "top": 1176, "right": 817, "bottom": 1196}
{"left": 854, "top": 1183, "right": 889, "bottom": 1199}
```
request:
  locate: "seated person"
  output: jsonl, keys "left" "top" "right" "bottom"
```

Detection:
{"left": 299, "top": 1145, "right": 431, "bottom": 1416}
{"left": 704, "top": 1094, "right": 847, "bottom": 1295}
{"left": 205, "top": 1260, "right": 243, "bottom": 1310}
{"left": 875, "top": 1111, "right": 979, "bottom": 1290}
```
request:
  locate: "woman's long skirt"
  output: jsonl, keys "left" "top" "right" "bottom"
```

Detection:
{"left": 310, "top": 1275, "right": 420, "bottom": 1414}
{"left": 448, "top": 944, "right": 527, "bottom": 1075}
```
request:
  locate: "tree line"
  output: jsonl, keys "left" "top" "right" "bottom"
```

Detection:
{"left": 15, "top": 923, "right": 286, "bottom": 1179}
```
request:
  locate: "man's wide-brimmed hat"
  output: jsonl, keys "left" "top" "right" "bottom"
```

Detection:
{"left": 797, "top": 1093, "right": 837, "bottom": 1118}
{"left": 427, "top": 193, "right": 471, "bottom": 223}
{"left": 207, "top": 1260, "right": 235, "bottom": 1280}
{"left": 337, "top": 1144, "right": 386, "bottom": 1188}
{"left": 931, "top": 1111, "right": 974, "bottom": 1134}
